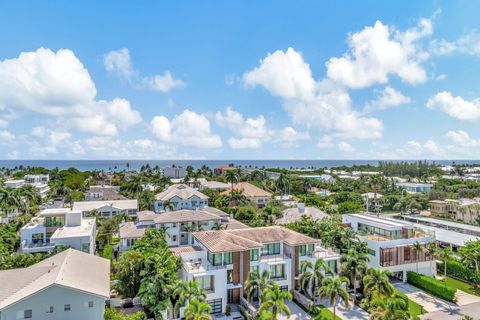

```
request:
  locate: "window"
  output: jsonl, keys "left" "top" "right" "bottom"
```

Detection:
{"left": 32, "top": 233, "right": 44, "bottom": 244}
{"left": 367, "top": 248, "right": 376, "bottom": 256}
{"left": 88, "top": 301, "right": 94, "bottom": 308}
{"left": 195, "top": 275, "right": 213, "bottom": 292}
{"left": 24, "top": 309, "right": 32, "bottom": 318}
{"left": 261, "top": 243, "right": 280, "bottom": 256}
{"left": 126, "top": 239, "right": 136, "bottom": 247}
{"left": 307, "top": 244, "right": 315, "bottom": 253}
{"left": 207, "top": 298, "right": 222, "bottom": 314}
{"left": 299, "top": 245, "right": 306, "bottom": 256}
{"left": 269, "top": 264, "right": 285, "bottom": 280}
{"left": 208, "top": 252, "right": 222, "bottom": 266}
{"left": 404, "top": 247, "right": 411, "bottom": 261}
{"left": 227, "top": 269, "right": 233, "bottom": 284}
{"left": 326, "top": 260, "right": 337, "bottom": 274}
{"left": 82, "top": 242, "right": 90, "bottom": 253}
{"left": 172, "top": 235, "right": 177, "bottom": 242}
{"left": 250, "top": 249, "right": 259, "bottom": 261}
{"left": 171, "top": 223, "right": 177, "bottom": 228}
{"left": 64, "top": 304, "right": 71, "bottom": 312}
{"left": 45, "top": 216, "right": 65, "bottom": 227}
{"left": 46, "top": 306, "right": 54, "bottom": 313}
{"left": 223, "top": 252, "right": 233, "bottom": 265}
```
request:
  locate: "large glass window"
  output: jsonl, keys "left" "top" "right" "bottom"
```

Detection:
{"left": 299, "top": 245, "right": 306, "bottom": 256}
{"left": 195, "top": 275, "right": 213, "bottom": 291}
{"left": 207, "top": 252, "right": 222, "bottom": 266}
{"left": 227, "top": 270, "right": 233, "bottom": 284}
{"left": 223, "top": 252, "right": 233, "bottom": 265}
{"left": 32, "top": 233, "right": 44, "bottom": 244}
{"left": 269, "top": 264, "right": 285, "bottom": 280}
{"left": 45, "top": 216, "right": 64, "bottom": 227}
{"left": 250, "top": 249, "right": 259, "bottom": 261}
{"left": 82, "top": 243, "right": 90, "bottom": 253}
{"left": 261, "top": 243, "right": 280, "bottom": 256}
{"left": 207, "top": 298, "right": 222, "bottom": 314}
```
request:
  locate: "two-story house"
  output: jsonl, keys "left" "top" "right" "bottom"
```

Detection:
{"left": 154, "top": 184, "right": 209, "bottom": 213}
{"left": 0, "top": 249, "right": 110, "bottom": 320}
{"left": 119, "top": 208, "right": 248, "bottom": 251}
{"left": 85, "top": 185, "right": 125, "bottom": 201}
{"left": 342, "top": 214, "right": 436, "bottom": 281}
{"left": 20, "top": 208, "right": 96, "bottom": 254}
{"left": 172, "top": 226, "right": 340, "bottom": 317}
{"left": 72, "top": 199, "right": 138, "bottom": 218}
{"left": 220, "top": 182, "right": 272, "bottom": 207}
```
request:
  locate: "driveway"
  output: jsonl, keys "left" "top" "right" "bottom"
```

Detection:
{"left": 394, "top": 282, "right": 458, "bottom": 313}
{"left": 281, "top": 299, "right": 369, "bottom": 320}
{"left": 421, "top": 301, "right": 480, "bottom": 320}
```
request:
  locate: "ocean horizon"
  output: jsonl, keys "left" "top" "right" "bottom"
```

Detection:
{"left": 0, "top": 159, "right": 478, "bottom": 172}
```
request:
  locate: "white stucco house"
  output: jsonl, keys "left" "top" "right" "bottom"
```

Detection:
{"left": 20, "top": 208, "right": 96, "bottom": 254}
{"left": 0, "top": 249, "right": 110, "bottom": 320}
{"left": 72, "top": 199, "right": 138, "bottom": 218}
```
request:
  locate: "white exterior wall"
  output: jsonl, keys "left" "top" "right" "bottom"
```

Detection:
{"left": 0, "top": 285, "right": 105, "bottom": 320}
{"left": 154, "top": 195, "right": 208, "bottom": 213}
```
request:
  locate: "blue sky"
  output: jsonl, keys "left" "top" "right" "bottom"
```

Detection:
{"left": 1, "top": 1, "right": 480, "bottom": 160}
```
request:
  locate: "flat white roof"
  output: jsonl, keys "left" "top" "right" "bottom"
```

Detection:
{"left": 38, "top": 208, "right": 79, "bottom": 216}
{"left": 346, "top": 213, "right": 413, "bottom": 229}
{"left": 73, "top": 199, "right": 138, "bottom": 211}
{"left": 50, "top": 217, "right": 95, "bottom": 239}
{"left": 401, "top": 216, "right": 480, "bottom": 233}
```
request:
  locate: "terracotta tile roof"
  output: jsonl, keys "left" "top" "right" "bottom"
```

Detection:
{"left": 277, "top": 207, "right": 328, "bottom": 224}
{"left": 119, "top": 222, "right": 146, "bottom": 239}
{"left": 138, "top": 209, "right": 222, "bottom": 224}
{"left": 192, "top": 230, "right": 262, "bottom": 253}
{"left": 155, "top": 184, "right": 209, "bottom": 201}
{"left": 193, "top": 226, "right": 318, "bottom": 253}
{"left": 221, "top": 182, "right": 272, "bottom": 198}
{"left": 170, "top": 246, "right": 203, "bottom": 257}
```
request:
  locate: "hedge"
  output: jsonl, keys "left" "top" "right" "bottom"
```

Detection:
{"left": 445, "top": 259, "right": 479, "bottom": 284}
{"left": 407, "top": 271, "right": 457, "bottom": 302}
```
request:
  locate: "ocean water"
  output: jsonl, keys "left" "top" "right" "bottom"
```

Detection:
{"left": 0, "top": 159, "right": 476, "bottom": 172}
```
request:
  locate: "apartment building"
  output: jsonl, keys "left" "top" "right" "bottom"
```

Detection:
{"left": 0, "top": 249, "right": 110, "bottom": 320}
{"left": 154, "top": 184, "right": 209, "bottom": 213}
{"left": 430, "top": 198, "right": 480, "bottom": 224}
{"left": 221, "top": 182, "right": 272, "bottom": 207}
{"left": 342, "top": 214, "right": 436, "bottom": 281}
{"left": 20, "top": 208, "right": 96, "bottom": 254}
{"left": 163, "top": 166, "right": 187, "bottom": 178}
{"left": 172, "top": 226, "right": 340, "bottom": 316}
{"left": 4, "top": 174, "right": 51, "bottom": 198}
{"left": 119, "top": 208, "right": 248, "bottom": 251}
{"left": 72, "top": 199, "right": 138, "bottom": 217}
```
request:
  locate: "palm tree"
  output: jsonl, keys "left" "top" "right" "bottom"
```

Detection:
{"left": 17, "top": 184, "right": 38, "bottom": 215}
{"left": 318, "top": 276, "right": 350, "bottom": 320}
{"left": 341, "top": 248, "right": 369, "bottom": 303}
{"left": 0, "top": 187, "right": 20, "bottom": 216}
{"left": 276, "top": 172, "right": 290, "bottom": 195}
{"left": 225, "top": 169, "right": 239, "bottom": 205}
{"left": 363, "top": 268, "right": 394, "bottom": 299}
{"left": 173, "top": 280, "right": 207, "bottom": 316}
{"left": 369, "top": 296, "right": 409, "bottom": 320}
{"left": 299, "top": 258, "right": 331, "bottom": 301}
{"left": 211, "top": 222, "right": 226, "bottom": 230}
{"left": 163, "top": 199, "right": 175, "bottom": 212}
{"left": 439, "top": 245, "right": 453, "bottom": 281}
{"left": 244, "top": 270, "right": 275, "bottom": 305}
{"left": 258, "top": 284, "right": 292, "bottom": 320}
{"left": 123, "top": 176, "right": 144, "bottom": 197}
{"left": 427, "top": 242, "right": 438, "bottom": 275}
{"left": 368, "top": 174, "right": 383, "bottom": 215}
{"left": 184, "top": 298, "right": 212, "bottom": 320}
{"left": 412, "top": 241, "right": 423, "bottom": 273}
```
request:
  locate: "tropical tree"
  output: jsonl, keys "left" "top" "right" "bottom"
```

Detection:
{"left": 122, "top": 176, "right": 144, "bottom": 197}
{"left": 138, "top": 190, "right": 155, "bottom": 211}
{"left": 184, "top": 298, "right": 212, "bottom": 320}
{"left": 113, "top": 250, "right": 144, "bottom": 298}
{"left": 211, "top": 222, "right": 226, "bottom": 230}
{"left": 276, "top": 172, "right": 291, "bottom": 195}
{"left": 0, "top": 187, "right": 20, "bottom": 216}
{"left": 341, "top": 248, "right": 369, "bottom": 303}
{"left": 369, "top": 296, "right": 409, "bottom": 320}
{"left": 299, "top": 258, "right": 331, "bottom": 301}
{"left": 225, "top": 169, "right": 239, "bottom": 204}
{"left": 163, "top": 199, "right": 175, "bottom": 212}
{"left": 258, "top": 284, "right": 292, "bottom": 320}
{"left": 362, "top": 268, "right": 394, "bottom": 299}
{"left": 439, "top": 245, "right": 454, "bottom": 281}
{"left": 412, "top": 241, "right": 423, "bottom": 273}
{"left": 459, "top": 240, "right": 480, "bottom": 273}
{"left": 17, "top": 184, "right": 39, "bottom": 215}
{"left": 244, "top": 270, "right": 275, "bottom": 305}
{"left": 318, "top": 276, "right": 350, "bottom": 320}
{"left": 367, "top": 174, "right": 384, "bottom": 215}
{"left": 427, "top": 242, "right": 438, "bottom": 273}
{"left": 173, "top": 280, "right": 207, "bottom": 316}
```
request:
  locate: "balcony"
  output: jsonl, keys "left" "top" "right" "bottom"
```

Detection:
{"left": 184, "top": 258, "right": 226, "bottom": 274}
{"left": 21, "top": 240, "right": 56, "bottom": 253}
{"left": 358, "top": 228, "right": 435, "bottom": 242}
{"left": 306, "top": 247, "right": 340, "bottom": 259}
{"left": 260, "top": 253, "right": 291, "bottom": 264}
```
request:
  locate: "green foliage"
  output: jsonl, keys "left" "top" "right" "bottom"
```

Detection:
{"left": 104, "top": 307, "right": 147, "bottom": 320}
{"left": 113, "top": 250, "right": 144, "bottom": 298}
{"left": 378, "top": 161, "right": 442, "bottom": 177}
{"left": 101, "top": 244, "right": 113, "bottom": 261}
{"left": 444, "top": 259, "right": 479, "bottom": 284}
{"left": 407, "top": 271, "right": 457, "bottom": 302}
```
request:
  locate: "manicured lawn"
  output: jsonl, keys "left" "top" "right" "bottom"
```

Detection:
{"left": 314, "top": 305, "right": 342, "bottom": 320}
{"left": 444, "top": 276, "right": 480, "bottom": 296}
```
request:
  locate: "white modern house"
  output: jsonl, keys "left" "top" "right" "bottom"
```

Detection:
{"left": 154, "top": 184, "right": 209, "bottom": 213}
{"left": 396, "top": 182, "right": 433, "bottom": 194}
{"left": 172, "top": 226, "right": 340, "bottom": 317}
{"left": 119, "top": 208, "right": 248, "bottom": 251}
{"left": 0, "top": 249, "right": 110, "bottom": 320}
{"left": 24, "top": 174, "right": 49, "bottom": 184}
{"left": 342, "top": 214, "right": 436, "bottom": 281}
{"left": 163, "top": 166, "right": 187, "bottom": 178}
{"left": 20, "top": 208, "right": 96, "bottom": 254}
{"left": 72, "top": 199, "right": 138, "bottom": 217}
{"left": 4, "top": 175, "right": 51, "bottom": 198}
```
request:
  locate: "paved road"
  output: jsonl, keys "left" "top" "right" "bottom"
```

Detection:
{"left": 421, "top": 301, "right": 480, "bottom": 320}
{"left": 394, "top": 282, "right": 458, "bottom": 313}
{"left": 281, "top": 300, "right": 369, "bottom": 320}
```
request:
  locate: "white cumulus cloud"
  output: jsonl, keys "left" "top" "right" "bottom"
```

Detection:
{"left": 363, "top": 86, "right": 411, "bottom": 113}
{"left": 103, "top": 48, "right": 134, "bottom": 80}
{"left": 427, "top": 91, "right": 480, "bottom": 121}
